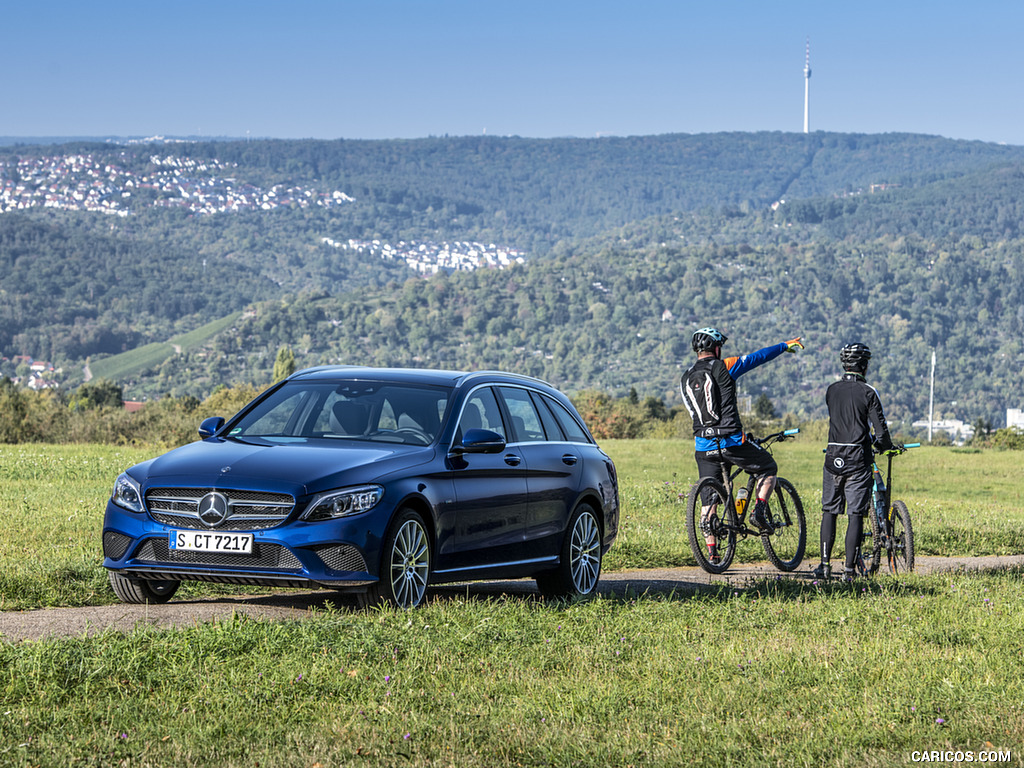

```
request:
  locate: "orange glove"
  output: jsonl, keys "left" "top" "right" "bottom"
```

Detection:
{"left": 784, "top": 337, "right": 804, "bottom": 353}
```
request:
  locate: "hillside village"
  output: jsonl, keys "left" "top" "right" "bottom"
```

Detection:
{"left": 0, "top": 151, "right": 529, "bottom": 276}
{"left": 0, "top": 152, "right": 353, "bottom": 216}
{"left": 320, "top": 237, "right": 526, "bottom": 275}
{"left": 0, "top": 355, "right": 59, "bottom": 390}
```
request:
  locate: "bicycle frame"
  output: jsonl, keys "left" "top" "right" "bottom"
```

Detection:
{"left": 865, "top": 442, "right": 920, "bottom": 574}
{"left": 715, "top": 428, "right": 800, "bottom": 536}
{"left": 687, "top": 428, "right": 806, "bottom": 574}
{"left": 870, "top": 442, "right": 920, "bottom": 535}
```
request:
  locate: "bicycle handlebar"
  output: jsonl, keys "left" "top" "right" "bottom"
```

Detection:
{"left": 879, "top": 442, "right": 920, "bottom": 456}
{"left": 751, "top": 428, "right": 800, "bottom": 448}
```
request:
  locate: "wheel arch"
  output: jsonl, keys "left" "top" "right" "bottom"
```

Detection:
{"left": 387, "top": 494, "right": 436, "bottom": 557}
{"left": 574, "top": 492, "right": 606, "bottom": 535}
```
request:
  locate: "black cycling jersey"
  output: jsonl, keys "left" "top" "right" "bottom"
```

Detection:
{"left": 824, "top": 372, "right": 893, "bottom": 475}
{"left": 681, "top": 356, "right": 744, "bottom": 439}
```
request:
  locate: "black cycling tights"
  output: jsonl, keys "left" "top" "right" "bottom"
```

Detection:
{"left": 820, "top": 511, "right": 863, "bottom": 572}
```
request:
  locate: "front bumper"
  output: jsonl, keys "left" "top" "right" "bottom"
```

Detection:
{"left": 102, "top": 500, "right": 383, "bottom": 590}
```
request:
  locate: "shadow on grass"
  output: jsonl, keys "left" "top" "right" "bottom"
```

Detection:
{"left": 408, "top": 574, "right": 937, "bottom": 611}
{"left": 91, "top": 564, "right": 1024, "bottom": 614}
{"left": 424, "top": 573, "right": 952, "bottom": 608}
{"left": 426, "top": 563, "right": 1023, "bottom": 608}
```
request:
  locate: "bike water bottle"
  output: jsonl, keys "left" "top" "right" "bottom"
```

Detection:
{"left": 735, "top": 487, "right": 748, "bottom": 516}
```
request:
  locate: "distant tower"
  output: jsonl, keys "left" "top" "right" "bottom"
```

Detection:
{"left": 803, "top": 39, "right": 812, "bottom": 133}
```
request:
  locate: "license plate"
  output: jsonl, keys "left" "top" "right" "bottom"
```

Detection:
{"left": 170, "top": 531, "right": 253, "bottom": 554}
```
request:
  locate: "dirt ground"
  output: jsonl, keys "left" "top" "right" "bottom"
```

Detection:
{"left": 3, "top": 555, "right": 1021, "bottom": 644}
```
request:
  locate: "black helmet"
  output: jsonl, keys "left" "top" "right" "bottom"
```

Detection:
{"left": 692, "top": 327, "right": 727, "bottom": 354}
{"left": 840, "top": 342, "right": 871, "bottom": 372}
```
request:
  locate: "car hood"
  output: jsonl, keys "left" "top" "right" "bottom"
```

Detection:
{"left": 137, "top": 437, "right": 434, "bottom": 495}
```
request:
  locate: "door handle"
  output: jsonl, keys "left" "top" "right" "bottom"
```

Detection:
{"left": 561, "top": 454, "right": 578, "bottom": 466}
{"left": 503, "top": 453, "right": 522, "bottom": 467}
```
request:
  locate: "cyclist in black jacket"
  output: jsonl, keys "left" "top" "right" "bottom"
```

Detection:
{"left": 681, "top": 326, "right": 803, "bottom": 564}
{"left": 814, "top": 342, "right": 897, "bottom": 581}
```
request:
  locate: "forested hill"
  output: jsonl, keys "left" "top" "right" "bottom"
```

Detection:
{"left": 2, "top": 131, "right": 1024, "bottom": 428}
{"left": 4, "top": 132, "right": 1023, "bottom": 252}
{"left": 141, "top": 163, "right": 1024, "bottom": 430}
{"left": 168, "top": 132, "right": 1024, "bottom": 245}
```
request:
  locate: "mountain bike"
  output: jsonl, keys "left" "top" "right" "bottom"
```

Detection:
{"left": 859, "top": 443, "right": 919, "bottom": 575}
{"left": 685, "top": 429, "right": 806, "bottom": 574}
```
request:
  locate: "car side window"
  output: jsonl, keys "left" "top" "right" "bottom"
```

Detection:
{"left": 530, "top": 391, "right": 564, "bottom": 441}
{"left": 499, "top": 387, "right": 546, "bottom": 443}
{"left": 457, "top": 387, "right": 506, "bottom": 441}
{"left": 543, "top": 395, "right": 591, "bottom": 444}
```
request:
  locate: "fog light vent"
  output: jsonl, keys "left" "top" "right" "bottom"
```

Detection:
{"left": 314, "top": 544, "right": 368, "bottom": 573}
{"left": 103, "top": 531, "right": 133, "bottom": 560}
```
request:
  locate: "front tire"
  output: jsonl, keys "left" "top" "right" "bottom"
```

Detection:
{"left": 364, "top": 509, "right": 432, "bottom": 608}
{"left": 108, "top": 571, "right": 179, "bottom": 604}
{"left": 685, "top": 478, "right": 736, "bottom": 574}
{"left": 536, "top": 503, "right": 603, "bottom": 598}
{"left": 759, "top": 478, "right": 807, "bottom": 572}
{"left": 886, "top": 500, "right": 915, "bottom": 574}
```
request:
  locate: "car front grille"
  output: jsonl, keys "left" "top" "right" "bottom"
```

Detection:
{"left": 146, "top": 487, "right": 294, "bottom": 530}
{"left": 133, "top": 537, "right": 303, "bottom": 570}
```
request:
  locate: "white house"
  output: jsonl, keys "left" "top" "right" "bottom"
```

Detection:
{"left": 1008, "top": 408, "right": 1024, "bottom": 431}
{"left": 911, "top": 418, "right": 975, "bottom": 445}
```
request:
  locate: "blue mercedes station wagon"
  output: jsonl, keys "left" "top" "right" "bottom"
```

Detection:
{"left": 102, "top": 367, "right": 619, "bottom": 608}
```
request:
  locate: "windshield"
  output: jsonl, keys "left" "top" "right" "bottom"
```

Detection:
{"left": 228, "top": 380, "right": 451, "bottom": 446}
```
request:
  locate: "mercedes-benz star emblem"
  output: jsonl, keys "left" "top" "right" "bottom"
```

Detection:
{"left": 198, "top": 492, "right": 230, "bottom": 528}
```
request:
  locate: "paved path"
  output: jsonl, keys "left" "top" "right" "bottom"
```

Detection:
{"left": 2, "top": 555, "right": 1022, "bottom": 643}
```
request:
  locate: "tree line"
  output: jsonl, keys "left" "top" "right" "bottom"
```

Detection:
{"left": 4, "top": 375, "right": 1022, "bottom": 452}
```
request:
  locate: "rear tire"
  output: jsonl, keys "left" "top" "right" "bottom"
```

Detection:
{"left": 685, "top": 478, "right": 736, "bottom": 574}
{"left": 536, "top": 503, "right": 603, "bottom": 598}
{"left": 887, "top": 500, "right": 915, "bottom": 574}
{"left": 108, "top": 571, "right": 179, "bottom": 604}
{"left": 363, "top": 509, "right": 431, "bottom": 608}
{"left": 759, "top": 478, "right": 806, "bottom": 572}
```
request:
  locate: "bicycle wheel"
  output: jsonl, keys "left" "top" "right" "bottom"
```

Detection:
{"left": 886, "top": 499, "right": 915, "bottom": 574}
{"left": 685, "top": 478, "right": 737, "bottom": 574}
{"left": 759, "top": 477, "right": 806, "bottom": 572}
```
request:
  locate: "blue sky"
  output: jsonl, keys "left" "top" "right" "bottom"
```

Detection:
{"left": 5, "top": 0, "right": 1023, "bottom": 145}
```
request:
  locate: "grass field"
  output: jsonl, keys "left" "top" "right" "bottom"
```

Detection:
{"left": 1, "top": 439, "right": 1023, "bottom": 611}
{"left": 0, "top": 439, "right": 1022, "bottom": 766}
{"left": 602, "top": 438, "right": 1024, "bottom": 571}
{"left": 1, "top": 574, "right": 1022, "bottom": 766}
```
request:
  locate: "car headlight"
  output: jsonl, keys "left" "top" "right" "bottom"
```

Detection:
{"left": 302, "top": 485, "right": 384, "bottom": 522}
{"left": 111, "top": 472, "right": 144, "bottom": 513}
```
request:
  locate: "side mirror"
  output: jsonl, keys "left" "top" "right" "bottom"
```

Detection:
{"left": 198, "top": 416, "right": 225, "bottom": 439}
{"left": 450, "top": 428, "right": 506, "bottom": 456}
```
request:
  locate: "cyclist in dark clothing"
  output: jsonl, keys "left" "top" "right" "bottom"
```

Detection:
{"left": 681, "top": 327, "right": 803, "bottom": 563}
{"left": 814, "top": 342, "right": 898, "bottom": 581}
